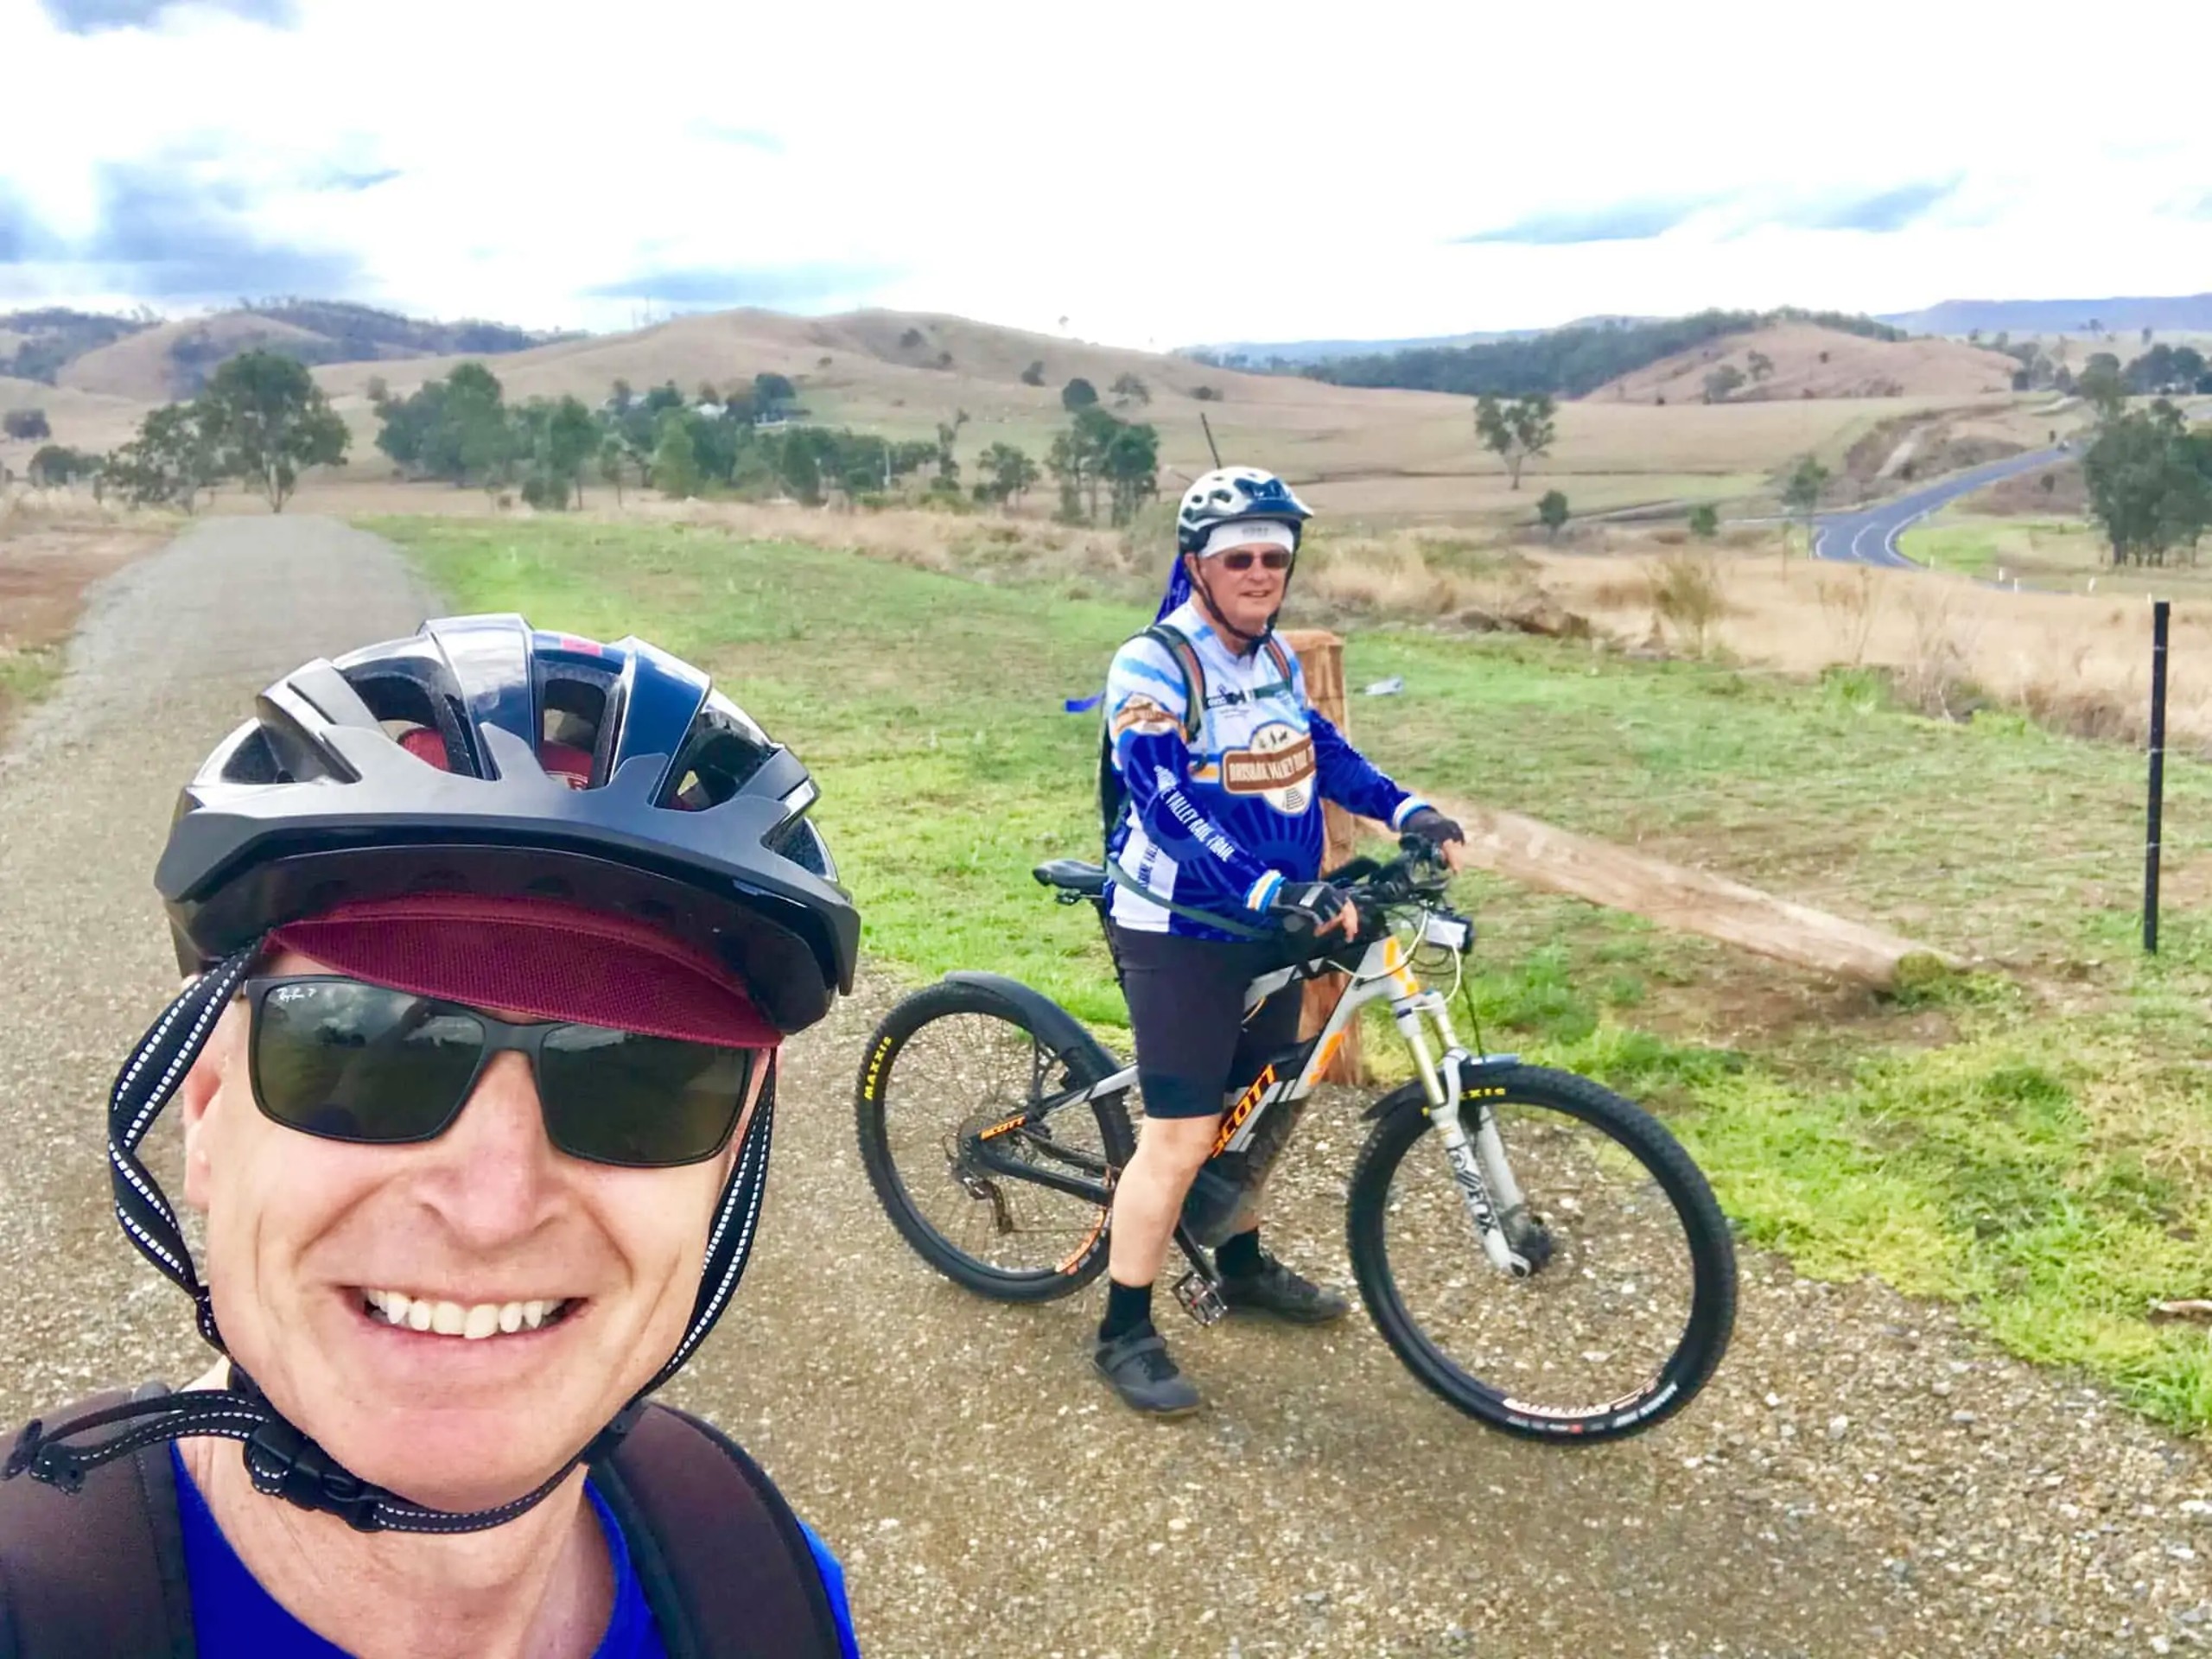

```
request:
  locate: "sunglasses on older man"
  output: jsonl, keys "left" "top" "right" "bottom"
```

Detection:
{"left": 1211, "top": 549, "right": 1293, "bottom": 572}
{"left": 243, "top": 976, "right": 756, "bottom": 1168}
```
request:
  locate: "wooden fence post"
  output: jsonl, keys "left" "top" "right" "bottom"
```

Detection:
{"left": 1279, "top": 628, "right": 1363, "bottom": 1084}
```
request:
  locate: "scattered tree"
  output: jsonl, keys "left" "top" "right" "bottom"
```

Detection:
{"left": 1061, "top": 377, "right": 1099, "bottom": 412}
{"left": 1688, "top": 503, "right": 1720, "bottom": 538}
{"left": 652, "top": 412, "right": 702, "bottom": 498}
{"left": 1020, "top": 360, "right": 1046, "bottom": 387}
{"left": 899, "top": 327, "right": 925, "bottom": 350}
{"left": 107, "top": 404, "right": 224, "bottom": 512}
{"left": 2082, "top": 398, "right": 2212, "bottom": 566}
{"left": 27, "top": 443, "right": 101, "bottom": 487}
{"left": 2077, "top": 356, "right": 2127, "bottom": 416}
{"left": 752, "top": 372, "right": 796, "bottom": 414}
{"left": 1536, "top": 489, "right": 1569, "bottom": 539}
{"left": 3, "top": 408, "right": 50, "bottom": 441}
{"left": 598, "top": 436, "right": 627, "bottom": 505}
{"left": 1109, "top": 372, "right": 1150, "bottom": 407}
{"left": 1472, "top": 391, "right": 1555, "bottom": 489}
{"left": 1745, "top": 351, "right": 1774, "bottom": 384}
{"left": 973, "top": 442, "right": 1039, "bottom": 507}
{"left": 1192, "top": 385, "right": 1221, "bottom": 402}
{"left": 1702, "top": 364, "right": 1747, "bottom": 404}
{"left": 1102, "top": 419, "right": 1160, "bottom": 524}
{"left": 1781, "top": 455, "right": 1830, "bottom": 555}
{"left": 196, "top": 350, "right": 349, "bottom": 512}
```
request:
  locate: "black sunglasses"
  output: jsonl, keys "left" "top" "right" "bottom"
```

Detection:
{"left": 242, "top": 977, "right": 756, "bottom": 1169}
{"left": 1212, "top": 549, "right": 1292, "bottom": 572}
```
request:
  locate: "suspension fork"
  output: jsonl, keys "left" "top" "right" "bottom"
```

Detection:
{"left": 1392, "top": 987, "right": 1532, "bottom": 1279}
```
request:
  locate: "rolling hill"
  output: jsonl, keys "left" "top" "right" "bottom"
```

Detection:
{"left": 20, "top": 302, "right": 562, "bottom": 403}
{"left": 1881, "top": 295, "right": 2212, "bottom": 336}
{"left": 1592, "top": 322, "right": 2020, "bottom": 404}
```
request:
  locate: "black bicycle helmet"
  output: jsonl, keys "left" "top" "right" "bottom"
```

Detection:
{"left": 159, "top": 613, "right": 856, "bottom": 1031}
{"left": 4, "top": 615, "right": 858, "bottom": 1536}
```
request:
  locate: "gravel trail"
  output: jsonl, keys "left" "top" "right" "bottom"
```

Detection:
{"left": 1, "top": 516, "right": 2205, "bottom": 1657}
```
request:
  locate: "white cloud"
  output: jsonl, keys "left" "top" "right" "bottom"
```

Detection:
{"left": 3, "top": 0, "right": 2210, "bottom": 342}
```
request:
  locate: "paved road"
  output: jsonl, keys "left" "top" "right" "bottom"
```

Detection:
{"left": 1812, "top": 448, "right": 2069, "bottom": 569}
{"left": 2, "top": 517, "right": 2208, "bottom": 1656}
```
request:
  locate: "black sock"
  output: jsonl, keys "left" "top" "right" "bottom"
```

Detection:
{"left": 1100, "top": 1276, "right": 1154, "bottom": 1342}
{"left": 1216, "top": 1228, "right": 1262, "bottom": 1277}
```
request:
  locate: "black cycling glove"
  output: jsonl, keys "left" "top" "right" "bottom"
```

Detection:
{"left": 1402, "top": 806, "right": 1465, "bottom": 849}
{"left": 1268, "top": 880, "right": 1354, "bottom": 936}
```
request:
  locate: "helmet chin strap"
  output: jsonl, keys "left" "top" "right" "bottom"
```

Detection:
{"left": 3, "top": 948, "right": 780, "bottom": 1535}
{"left": 1184, "top": 555, "right": 1294, "bottom": 656}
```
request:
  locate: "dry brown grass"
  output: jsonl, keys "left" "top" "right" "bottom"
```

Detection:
{"left": 1533, "top": 531, "right": 2212, "bottom": 749}
{"left": 1644, "top": 550, "right": 1732, "bottom": 656}
{"left": 1815, "top": 562, "right": 1885, "bottom": 664}
{"left": 0, "top": 492, "right": 168, "bottom": 740}
{"left": 1594, "top": 321, "right": 2024, "bottom": 405}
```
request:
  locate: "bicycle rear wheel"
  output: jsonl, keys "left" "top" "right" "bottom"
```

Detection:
{"left": 1347, "top": 1064, "right": 1735, "bottom": 1440}
{"left": 855, "top": 981, "right": 1135, "bottom": 1302}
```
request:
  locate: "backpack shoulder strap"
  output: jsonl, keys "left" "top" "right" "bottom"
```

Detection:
{"left": 596, "top": 1403, "right": 844, "bottom": 1659}
{"left": 1262, "top": 632, "right": 1297, "bottom": 693}
{"left": 0, "top": 1385, "right": 196, "bottom": 1659}
{"left": 1141, "top": 623, "right": 1207, "bottom": 744}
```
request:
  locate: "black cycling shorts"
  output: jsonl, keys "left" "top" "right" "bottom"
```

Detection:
{"left": 1109, "top": 925, "right": 1304, "bottom": 1120}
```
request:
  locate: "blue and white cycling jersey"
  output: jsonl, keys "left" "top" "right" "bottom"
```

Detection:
{"left": 1105, "top": 601, "right": 1427, "bottom": 939}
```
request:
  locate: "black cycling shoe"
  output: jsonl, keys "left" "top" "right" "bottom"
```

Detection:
{"left": 1093, "top": 1326, "right": 1202, "bottom": 1417}
{"left": 1217, "top": 1253, "right": 1351, "bottom": 1324}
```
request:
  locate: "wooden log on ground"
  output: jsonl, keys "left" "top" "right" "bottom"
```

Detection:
{"left": 1423, "top": 794, "right": 1961, "bottom": 990}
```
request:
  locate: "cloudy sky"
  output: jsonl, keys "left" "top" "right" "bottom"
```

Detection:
{"left": 3, "top": 0, "right": 2209, "bottom": 348}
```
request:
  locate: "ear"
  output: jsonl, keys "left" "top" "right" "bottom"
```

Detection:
{"left": 178, "top": 1001, "right": 245, "bottom": 1211}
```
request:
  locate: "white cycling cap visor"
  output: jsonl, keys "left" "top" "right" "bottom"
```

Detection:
{"left": 1198, "top": 519, "right": 1298, "bottom": 559}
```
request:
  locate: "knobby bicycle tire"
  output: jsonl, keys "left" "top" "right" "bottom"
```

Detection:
{"left": 855, "top": 981, "right": 1135, "bottom": 1302}
{"left": 1346, "top": 1064, "right": 1736, "bottom": 1441}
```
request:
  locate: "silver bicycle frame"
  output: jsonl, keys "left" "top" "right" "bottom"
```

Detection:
{"left": 1065, "top": 914, "right": 1535, "bottom": 1276}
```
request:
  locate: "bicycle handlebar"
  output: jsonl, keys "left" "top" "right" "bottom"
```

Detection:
{"left": 1324, "top": 835, "right": 1453, "bottom": 908}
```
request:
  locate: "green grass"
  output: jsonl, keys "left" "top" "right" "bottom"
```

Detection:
{"left": 1897, "top": 509, "right": 2208, "bottom": 592}
{"left": 0, "top": 643, "right": 64, "bottom": 733}
{"left": 367, "top": 512, "right": 2212, "bottom": 1433}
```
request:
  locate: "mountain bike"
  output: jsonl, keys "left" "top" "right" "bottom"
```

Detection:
{"left": 854, "top": 839, "right": 1737, "bottom": 1440}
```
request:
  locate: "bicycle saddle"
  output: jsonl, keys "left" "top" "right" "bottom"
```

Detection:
{"left": 1033, "top": 860, "right": 1108, "bottom": 897}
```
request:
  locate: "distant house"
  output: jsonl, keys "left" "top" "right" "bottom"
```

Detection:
{"left": 753, "top": 407, "right": 791, "bottom": 429}
{"left": 693, "top": 402, "right": 726, "bottom": 419}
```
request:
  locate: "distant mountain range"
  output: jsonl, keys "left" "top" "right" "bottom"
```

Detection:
{"left": 1179, "top": 330, "right": 1529, "bottom": 367}
{"left": 1191, "top": 297, "right": 2212, "bottom": 366}
{"left": 1875, "top": 296, "right": 2212, "bottom": 336}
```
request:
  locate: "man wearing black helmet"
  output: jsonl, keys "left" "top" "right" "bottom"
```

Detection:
{"left": 0, "top": 616, "right": 861, "bottom": 1656}
{"left": 1093, "top": 469, "right": 1469, "bottom": 1416}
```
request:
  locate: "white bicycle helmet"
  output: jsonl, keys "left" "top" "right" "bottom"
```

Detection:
{"left": 1175, "top": 466, "right": 1313, "bottom": 556}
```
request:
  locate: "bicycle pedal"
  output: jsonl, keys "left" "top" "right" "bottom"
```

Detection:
{"left": 1173, "top": 1270, "right": 1228, "bottom": 1327}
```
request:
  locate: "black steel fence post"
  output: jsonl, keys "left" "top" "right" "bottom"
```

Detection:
{"left": 2146, "top": 599, "right": 2170, "bottom": 954}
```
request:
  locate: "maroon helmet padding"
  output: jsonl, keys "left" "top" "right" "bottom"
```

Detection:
{"left": 273, "top": 893, "right": 779, "bottom": 1050}
{"left": 270, "top": 725, "right": 774, "bottom": 1046}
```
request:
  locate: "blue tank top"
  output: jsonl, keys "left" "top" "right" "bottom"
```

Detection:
{"left": 171, "top": 1444, "right": 860, "bottom": 1656}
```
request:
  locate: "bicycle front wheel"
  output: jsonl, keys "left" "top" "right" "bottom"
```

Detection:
{"left": 1347, "top": 1064, "right": 1735, "bottom": 1441}
{"left": 855, "top": 980, "right": 1135, "bottom": 1303}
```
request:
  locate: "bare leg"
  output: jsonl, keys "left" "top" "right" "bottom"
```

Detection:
{"left": 1105, "top": 1113, "right": 1221, "bottom": 1286}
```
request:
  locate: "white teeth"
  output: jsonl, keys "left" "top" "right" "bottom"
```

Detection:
{"left": 364, "top": 1290, "right": 566, "bottom": 1338}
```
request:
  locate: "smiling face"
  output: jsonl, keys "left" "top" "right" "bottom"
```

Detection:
{"left": 1185, "top": 541, "right": 1290, "bottom": 643}
{"left": 176, "top": 948, "right": 760, "bottom": 1514}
